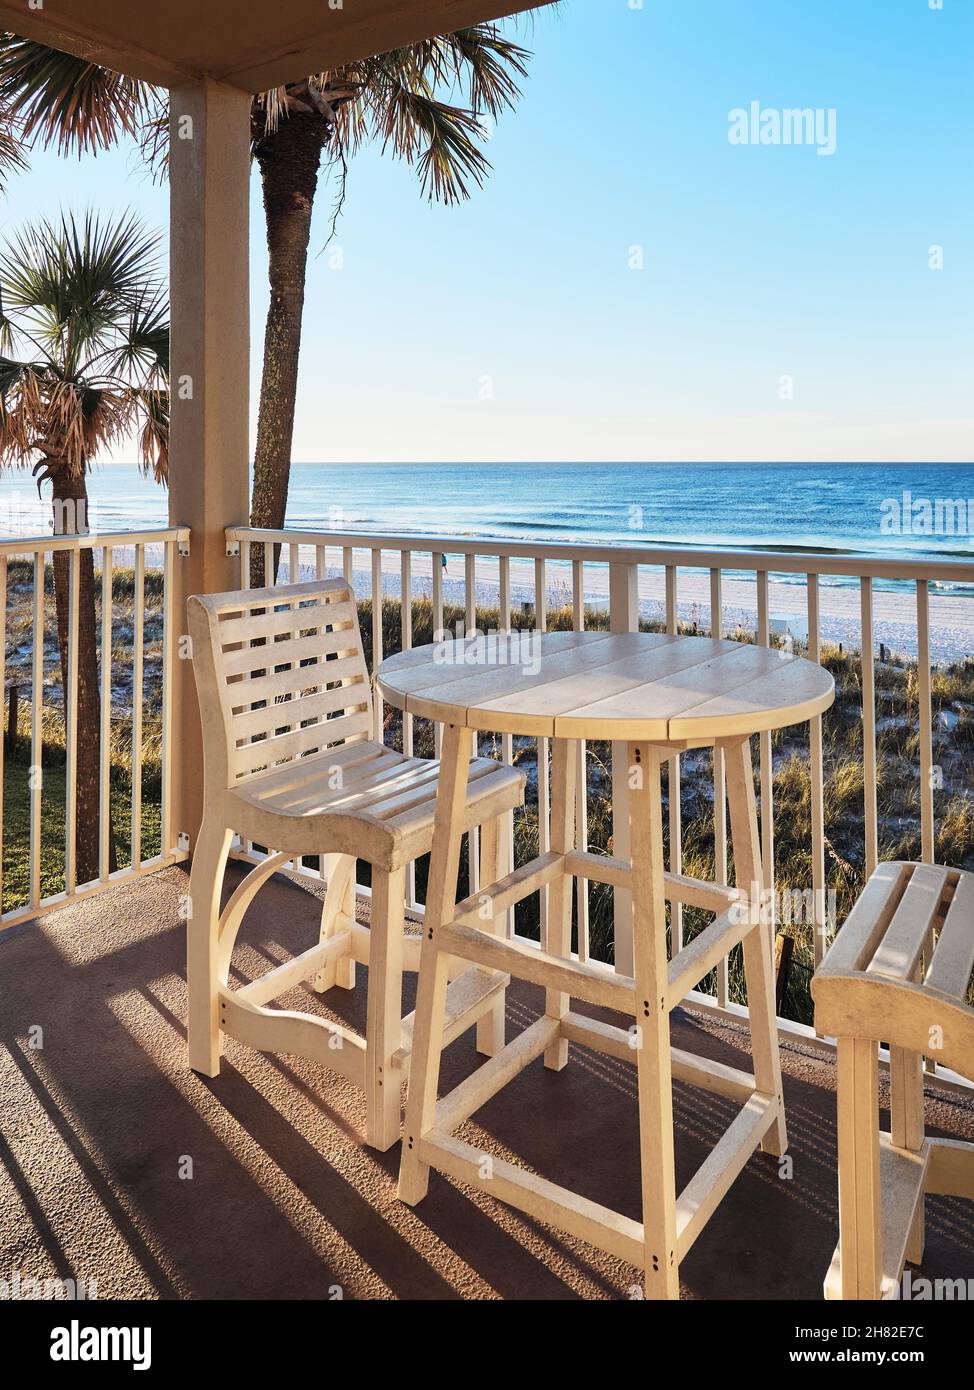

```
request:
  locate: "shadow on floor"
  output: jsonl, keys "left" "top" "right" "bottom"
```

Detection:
{"left": 1, "top": 863, "right": 972, "bottom": 1299}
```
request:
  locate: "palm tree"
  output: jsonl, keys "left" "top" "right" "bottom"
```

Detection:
{"left": 0, "top": 211, "right": 169, "bottom": 883}
{"left": 0, "top": 27, "right": 533, "bottom": 583}
{"left": 247, "top": 35, "right": 529, "bottom": 582}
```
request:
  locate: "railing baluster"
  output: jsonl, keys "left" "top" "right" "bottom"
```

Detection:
{"left": 29, "top": 551, "right": 44, "bottom": 911}
{"left": 432, "top": 552, "right": 445, "bottom": 636}
{"left": 465, "top": 552, "right": 480, "bottom": 892}
{"left": 808, "top": 574, "right": 826, "bottom": 971}
{"left": 65, "top": 547, "right": 80, "bottom": 893}
{"left": 572, "top": 558, "right": 590, "bottom": 962}
{"left": 916, "top": 579, "right": 935, "bottom": 864}
{"left": 400, "top": 550, "right": 415, "bottom": 904}
{"left": 499, "top": 555, "right": 514, "bottom": 931}
{"left": 710, "top": 566, "right": 727, "bottom": 1003}
{"left": 160, "top": 540, "right": 174, "bottom": 864}
{"left": 131, "top": 545, "right": 145, "bottom": 870}
{"left": 430, "top": 551, "right": 444, "bottom": 757}
{"left": 263, "top": 540, "right": 275, "bottom": 588}
{"left": 99, "top": 546, "right": 114, "bottom": 882}
{"left": 535, "top": 557, "right": 549, "bottom": 938}
{"left": 289, "top": 541, "right": 300, "bottom": 585}
{"left": 756, "top": 571, "right": 774, "bottom": 916}
{"left": 860, "top": 577, "right": 878, "bottom": 878}
{"left": 239, "top": 536, "right": 250, "bottom": 588}
{"left": 464, "top": 553, "right": 476, "bottom": 633}
{"left": 0, "top": 557, "right": 6, "bottom": 912}
{"left": 400, "top": 552, "right": 412, "bottom": 753}
{"left": 314, "top": 543, "right": 330, "bottom": 881}
{"left": 343, "top": 546, "right": 353, "bottom": 586}
{"left": 371, "top": 548, "right": 384, "bottom": 744}
{"left": 665, "top": 565, "right": 683, "bottom": 956}
{"left": 608, "top": 561, "right": 638, "bottom": 974}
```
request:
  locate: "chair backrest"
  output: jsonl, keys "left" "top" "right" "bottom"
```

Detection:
{"left": 188, "top": 578, "right": 373, "bottom": 790}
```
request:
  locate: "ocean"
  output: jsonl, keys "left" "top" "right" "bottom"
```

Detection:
{"left": 2, "top": 459, "right": 973, "bottom": 588}
{"left": 3, "top": 461, "right": 974, "bottom": 658}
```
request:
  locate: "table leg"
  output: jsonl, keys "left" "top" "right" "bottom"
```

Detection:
{"left": 398, "top": 723, "right": 472, "bottom": 1205}
{"left": 629, "top": 742, "right": 679, "bottom": 1299}
{"left": 544, "top": 737, "right": 578, "bottom": 1071}
{"left": 722, "top": 734, "right": 787, "bottom": 1157}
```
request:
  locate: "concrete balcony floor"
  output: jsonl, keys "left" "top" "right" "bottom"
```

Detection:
{"left": 1, "top": 863, "right": 973, "bottom": 1301}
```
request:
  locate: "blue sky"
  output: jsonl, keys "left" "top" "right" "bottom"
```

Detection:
{"left": 4, "top": 0, "right": 972, "bottom": 463}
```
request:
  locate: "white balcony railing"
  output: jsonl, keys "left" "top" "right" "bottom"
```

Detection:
{"left": 226, "top": 524, "right": 974, "bottom": 1088}
{"left": 0, "top": 527, "right": 190, "bottom": 929}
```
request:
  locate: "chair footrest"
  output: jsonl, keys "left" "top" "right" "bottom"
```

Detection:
{"left": 237, "top": 927, "right": 353, "bottom": 1007}
{"left": 559, "top": 1011, "right": 757, "bottom": 1102}
{"left": 219, "top": 988, "right": 366, "bottom": 1087}
{"left": 418, "top": 1129, "right": 645, "bottom": 1267}
{"left": 824, "top": 1133, "right": 929, "bottom": 1300}
{"left": 396, "top": 965, "right": 509, "bottom": 1068}
{"left": 438, "top": 921, "right": 635, "bottom": 1014}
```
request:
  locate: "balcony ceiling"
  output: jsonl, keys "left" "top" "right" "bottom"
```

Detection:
{"left": 0, "top": 0, "right": 540, "bottom": 91}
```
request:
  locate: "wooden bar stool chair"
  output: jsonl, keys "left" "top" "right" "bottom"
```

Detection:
{"left": 813, "top": 860, "right": 974, "bottom": 1299}
{"left": 186, "top": 578, "right": 524, "bottom": 1150}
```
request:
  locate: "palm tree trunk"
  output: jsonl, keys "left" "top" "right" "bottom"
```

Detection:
{"left": 50, "top": 468, "right": 106, "bottom": 884}
{"left": 250, "top": 108, "right": 330, "bottom": 587}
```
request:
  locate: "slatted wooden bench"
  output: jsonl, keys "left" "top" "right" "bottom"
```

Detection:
{"left": 813, "top": 860, "right": 974, "bottom": 1299}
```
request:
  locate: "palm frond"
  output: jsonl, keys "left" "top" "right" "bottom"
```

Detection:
{"left": 430, "top": 27, "right": 530, "bottom": 116}
{"left": 134, "top": 386, "right": 169, "bottom": 481}
{"left": 381, "top": 87, "right": 491, "bottom": 204}
{"left": 328, "top": 20, "right": 531, "bottom": 203}
{"left": 0, "top": 103, "right": 26, "bottom": 190}
{"left": 0, "top": 32, "right": 162, "bottom": 156}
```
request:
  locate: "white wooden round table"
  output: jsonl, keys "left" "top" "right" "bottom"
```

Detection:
{"left": 379, "top": 630, "right": 834, "bottom": 1299}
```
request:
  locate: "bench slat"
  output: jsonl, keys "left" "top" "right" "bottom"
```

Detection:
{"left": 817, "top": 861, "right": 908, "bottom": 977}
{"left": 867, "top": 864, "right": 949, "bottom": 981}
{"left": 925, "top": 872, "right": 974, "bottom": 1000}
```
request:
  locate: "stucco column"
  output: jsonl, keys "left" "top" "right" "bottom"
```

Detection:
{"left": 168, "top": 79, "right": 251, "bottom": 849}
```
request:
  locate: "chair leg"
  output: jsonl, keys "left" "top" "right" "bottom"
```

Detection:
{"left": 187, "top": 819, "right": 233, "bottom": 1077}
{"left": 722, "top": 735, "right": 787, "bottom": 1157}
{"left": 544, "top": 737, "right": 578, "bottom": 1072}
{"left": 629, "top": 743, "right": 680, "bottom": 1299}
{"left": 891, "top": 1044, "right": 926, "bottom": 1264}
{"left": 836, "top": 1036, "right": 882, "bottom": 1299}
{"left": 475, "top": 814, "right": 508, "bottom": 1058}
{"left": 314, "top": 853, "right": 356, "bottom": 993}
{"left": 365, "top": 867, "right": 406, "bottom": 1150}
{"left": 399, "top": 724, "right": 472, "bottom": 1206}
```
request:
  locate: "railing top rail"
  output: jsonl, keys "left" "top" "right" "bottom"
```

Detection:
{"left": 228, "top": 525, "right": 974, "bottom": 585}
{"left": 0, "top": 526, "right": 191, "bottom": 557}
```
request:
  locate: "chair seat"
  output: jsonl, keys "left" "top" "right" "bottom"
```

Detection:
{"left": 228, "top": 739, "right": 525, "bottom": 870}
{"left": 814, "top": 859, "right": 974, "bottom": 1078}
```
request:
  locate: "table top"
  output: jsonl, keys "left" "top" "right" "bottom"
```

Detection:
{"left": 376, "top": 631, "right": 834, "bottom": 741}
